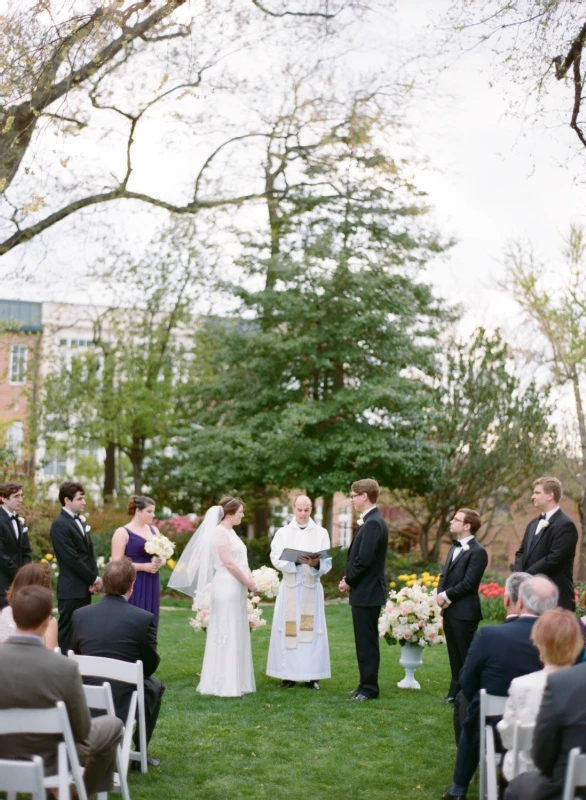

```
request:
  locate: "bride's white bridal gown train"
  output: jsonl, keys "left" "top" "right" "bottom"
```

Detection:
{"left": 197, "top": 526, "right": 256, "bottom": 697}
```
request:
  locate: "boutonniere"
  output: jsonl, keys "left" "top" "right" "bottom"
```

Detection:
{"left": 79, "top": 515, "right": 87, "bottom": 523}
{"left": 462, "top": 543, "right": 470, "bottom": 552}
{"left": 85, "top": 525, "right": 91, "bottom": 532}
{"left": 356, "top": 517, "right": 364, "bottom": 527}
{"left": 18, "top": 516, "right": 25, "bottom": 526}
{"left": 541, "top": 521, "right": 550, "bottom": 530}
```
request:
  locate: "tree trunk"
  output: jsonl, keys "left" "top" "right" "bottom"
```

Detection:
{"left": 570, "top": 370, "right": 586, "bottom": 579}
{"left": 253, "top": 505, "right": 270, "bottom": 538}
{"left": 103, "top": 441, "right": 116, "bottom": 500}
{"left": 130, "top": 440, "right": 144, "bottom": 495}
{"left": 322, "top": 494, "right": 334, "bottom": 535}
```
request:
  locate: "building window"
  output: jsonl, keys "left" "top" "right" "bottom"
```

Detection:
{"left": 339, "top": 519, "right": 352, "bottom": 548}
{"left": 9, "top": 344, "right": 27, "bottom": 384}
{"left": 45, "top": 450, "right": 67, "bottom": 477}
{"left": 6, "top": 421, "right": 24, "bottom": 460}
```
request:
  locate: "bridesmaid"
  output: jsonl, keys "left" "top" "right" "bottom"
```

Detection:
{"left": 111, "top": 495, "right": 164, "bottom": 628}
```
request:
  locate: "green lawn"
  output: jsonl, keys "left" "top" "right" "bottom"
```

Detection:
{"left": 129, "top": 603, "right": 462, "bottom": 800}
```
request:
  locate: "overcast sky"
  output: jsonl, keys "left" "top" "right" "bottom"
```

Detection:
{"left": 2, "top": 0, "right": 585, "bottom": 341}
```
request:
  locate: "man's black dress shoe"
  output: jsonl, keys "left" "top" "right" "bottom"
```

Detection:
{"left": 280, "top": 680, "right": 296, "bottom": 688}
{"left": 305, "top": 680, "right": 319, "bottom": 690}
{"left": 441, "top": 790, "right": 466, "bottom": 799}
{"left": 131, "top": 755, "right": 161, "bottom": 770}
{"left": 441, "top": 696, "right": 455, "bottom": 704}
{"left": 349, "top": 693, "right": 373, "bottom": 701}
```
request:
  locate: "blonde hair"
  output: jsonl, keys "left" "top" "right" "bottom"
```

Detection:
{"left": 533, "top": 477, "right": 563, "bottom": 503}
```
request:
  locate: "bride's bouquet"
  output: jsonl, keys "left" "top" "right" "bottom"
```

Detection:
{"left": 378, "top": 583, "right": 445, "bottom": 647}
{"left": 251, "top": 566, "right": 280, "bottom": 598}
{"left": 144, "top": 532, "right": 175, "bottom": 561}
{"left": 247, "top": 594, "right": 266, "bottom": 631}
{"left": 190, "top": 584, "right": 211, "bottom": 633}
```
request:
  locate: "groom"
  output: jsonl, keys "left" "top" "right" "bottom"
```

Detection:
{"left": 339, "top": 478, "right": 388, "bottom": 701}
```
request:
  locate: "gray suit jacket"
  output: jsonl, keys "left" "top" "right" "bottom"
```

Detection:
{"left": 0, "top": 636, "right": 91, "bottom": 773}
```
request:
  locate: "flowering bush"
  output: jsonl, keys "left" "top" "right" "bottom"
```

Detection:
{"left": 251, "top": 566, "right": 280, "bottom": 599}
{"left": 479, "top": 581, "right": 506, "bottom": 622}
{"left": 379, "top": 583, "right": 445, "bottom": 647}
{"left": 394, "top": 572, "right": 440, "bottom": 590}
{"left": 40, "top": 553, "right": 59, "bottom": 590}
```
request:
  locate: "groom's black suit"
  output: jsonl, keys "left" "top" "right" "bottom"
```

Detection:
{"left": 345, "top": 507, "right": 388, "bottom": 699}
{"left": 438, "top": 537, "right": 488, "bottom": 699}
{"left": 513, "top": 509, "right": 578, "bottom": 610}
{"left": 50, "top": 509, "right": 98, "bottom": 652}
{"left": 0, "top": 506, "right": 31, "bottom": 609}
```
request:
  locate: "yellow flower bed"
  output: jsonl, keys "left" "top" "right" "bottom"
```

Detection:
{"left": 394, "top": 572, "right": 440, "bottom": 589}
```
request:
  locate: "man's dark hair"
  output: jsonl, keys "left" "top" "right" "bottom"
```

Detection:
{"left": 58, "top": 481, "right": 85, "bottom": 506}
{"left": 0, "top": 482, "right": 23, "bottom": 500}
{"left": 11, "top": 585, "right": 53, "bottom": 630}
{"left": 103, "top": 558, "right": 136, "bottom": 596}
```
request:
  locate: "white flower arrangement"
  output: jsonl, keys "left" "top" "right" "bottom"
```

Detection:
{"left": 144, "top": 532, "right": 175, "bottom": 561}
{"left": 378, "top": 583, "right": 446, "bottom": 648}
{"left": 251, "top": 566, "right": 280, "bottom": 598}
{"left": 189, "top": 586, "right": 266, "bottom": 632}
{"left": 96, "top": 556, "right": 106, "bottom": 570}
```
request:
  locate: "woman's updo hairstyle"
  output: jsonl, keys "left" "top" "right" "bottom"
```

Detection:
{"left": 218, "top": 496, "right": 244, "bottom": 517}
{"left": 128, "top": 495, "right": 155, "bottom": 516}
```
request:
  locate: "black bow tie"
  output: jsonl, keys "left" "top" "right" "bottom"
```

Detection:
{"left": 452, "top": 539, "right": 462, "bottom": 547}
{"left": 539, "top": 513, "right": 546, "bottom": 520}
{"left": 10, "top": 515, "right": 16, "bottom": 521}
{"left": 74, "top": 514, "right": 81, "bottom": 521}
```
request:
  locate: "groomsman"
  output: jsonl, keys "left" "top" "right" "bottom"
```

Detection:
{"left": 0, "top": 482, "right": 32, "bottom": 609}
{"left": 513, "top": 476, "right": 578, "bottom": 610}
{"left": 339, "top": 478, "right": 388, "bottom": 701}
{"left": 437, "top": 508, "right": 488, "bottom": 703}
{"left": 50, "top": 481, "right": 101, "bottom": 652}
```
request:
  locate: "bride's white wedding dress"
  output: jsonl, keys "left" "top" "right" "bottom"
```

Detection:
{"left": 197, "top": 526, "right": 256, "bottom": 697}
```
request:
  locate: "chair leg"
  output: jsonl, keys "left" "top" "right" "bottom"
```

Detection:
{"left": 116, "top": 744, "right": 131, "bottom": 800}
{"left": 96, "top": 793, "right": 108, "bottom": 800}
{"left": 138, "top": 702, "right": 148, "bottom": 773}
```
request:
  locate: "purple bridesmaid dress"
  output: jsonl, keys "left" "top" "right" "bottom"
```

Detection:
{"left": 124, "top": 526, "right": 160, "bottom": 628}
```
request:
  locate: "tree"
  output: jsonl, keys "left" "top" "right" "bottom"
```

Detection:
{"left": 391, "top": 329, "right": 557, "bottom": 561}
{"left": 501, "top": 224, "right": 586, "bottom": 573}
{"left": 444, "top": 1, "right": 586, "bottom": 156}
{"left": 0, "top": 0, "right": 359, "bottom": 256}
{"left": 148, "top": 95, "right": 454, "bottom": 529}
{"left": 39, "top": 222, "right": 202, "bottom": 495}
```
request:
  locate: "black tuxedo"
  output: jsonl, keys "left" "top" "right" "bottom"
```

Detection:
{"left": 0, "top": 507, "right": 32, "bottom": 608}
{"left": 345, "top": 507, "right": 388, "bottom": 698}
{"left": 513, "top": 509, "right": 577, "bottom": 610}
{"left": 505, "top": 663, "right": 586, "bottom": 800}
{"left": 50, "top": 509, "right": 98, "bottom": 652}
{"left": 438, "top": 537, "right": 488, "bottom": 698}
{"left": 71, "top": 595, "right": 164, "bottom": 749}
{"left": 450, "top": 616, "right": 543, "bottom": 794}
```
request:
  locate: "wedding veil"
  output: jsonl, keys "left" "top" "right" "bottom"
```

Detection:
{"left": 167, "top": 505, "right": 224, "bottom": 606}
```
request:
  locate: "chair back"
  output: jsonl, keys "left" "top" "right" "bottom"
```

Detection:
{"left": 83, "top": 682, "right": 116, "bottom": 715}
{"left": 562, "top": 747, "right": 586, "bottom": 800}
{"left": 479, "top": 690, "right": 508, "bottom": 800}
{"left": 511, "top": 722, "right": 535, "bottom": 779}
{"left": 0, "top": 754, "right": 45, "bottom": 799}
{"left": 68, "top": 653, "right": 143, "bottom": 686}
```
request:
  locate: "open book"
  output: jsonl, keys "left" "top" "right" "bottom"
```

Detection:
{"left": 279, "top": 546, "right": 342, "bottom": 562}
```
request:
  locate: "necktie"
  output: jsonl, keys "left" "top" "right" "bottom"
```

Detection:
{"left": 452, "top": 539, "right": 462, "bottom": 547}
{"left": 539, "top": 513, "right": 546, "bottom": 521}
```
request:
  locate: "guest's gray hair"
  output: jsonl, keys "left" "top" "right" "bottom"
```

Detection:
{"left": 505, "top": 572, "right": 531, "bottom": 606}
{"left": 519, "top": 575, "right": 559, "bottom": 615}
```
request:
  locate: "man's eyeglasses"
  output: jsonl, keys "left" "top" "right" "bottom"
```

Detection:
{"left": 349, "top": 493, "right": 364, "bottom": 499}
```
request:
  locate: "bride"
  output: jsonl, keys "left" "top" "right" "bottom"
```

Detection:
{"left": 168, "top": 496, "right": 258, "bottom": 697}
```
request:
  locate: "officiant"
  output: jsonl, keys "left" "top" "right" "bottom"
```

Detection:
{"left": 266, "top": 496, "right": 332, "bottom": 689}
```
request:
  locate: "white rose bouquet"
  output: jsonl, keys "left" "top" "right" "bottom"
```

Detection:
{"left": 251, "top": 566, "right": 280, "bottom": 598}
{"left": 378, "top": 583, "right": 445, "bottom": 648}
{"left": 190, "top": 585, "right": 211, "bottom": 633}
{"left": 144, "top": 532, "right": 175, "bottom": 561}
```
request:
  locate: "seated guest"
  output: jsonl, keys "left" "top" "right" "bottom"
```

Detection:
{"left": 505, "top": 657, "right": 586, "bottom": 799}
{"left": 0, "top": 585, "right": 122, "bottom": 794}
{"left": 498, "top": 608, "right": 583, "bottom": 782}
{"left": 0, "top": 563, "right": 58, "bottom": 648}
{"left": 71, "top": 557, "right": 164, "bottom": 768}
{"left": 442, "top": 575, "right": 559, "bottom": 800}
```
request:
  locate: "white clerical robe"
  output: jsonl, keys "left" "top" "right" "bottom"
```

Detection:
{"left": 266, "top": 518, "right": 332, "bottom": 681}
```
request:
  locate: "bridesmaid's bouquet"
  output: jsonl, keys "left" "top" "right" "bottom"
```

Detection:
{"left": 247, "top": 594, "right": 266, "bottom": 631}
{"left": 251, "top": 566, "right": 280, "bottom": 598}
{"left": 144, "top": 532, "right": 175, "bottom": 561}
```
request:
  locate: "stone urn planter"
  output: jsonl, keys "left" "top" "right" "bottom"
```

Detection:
{"left": 397, "top": 642, "right": 423, "bottom": 689}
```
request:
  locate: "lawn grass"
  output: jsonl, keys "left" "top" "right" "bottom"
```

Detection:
{"left": 129, "top": 602, "right": 461, "bottom": 800}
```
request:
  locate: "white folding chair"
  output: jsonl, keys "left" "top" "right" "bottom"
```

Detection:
{"left": 82, "top": 682, "right": 132, "bottom": 800}
{"left": 511, "top": 721, "right": 535, "bottom": 779}
{"left": 0, "top": 701, "right": 88, "bottom": 800}
{"left": 562, "top": 747, "right": 586, "bottom": 800}
{"left": 0, "top": 754, "right": 45, "bottom": 800}
{"left": 69, "top": 652, "right": 147, "bottom": 773}
{"left": 479, "top": 689, "right": 507, "bottom": 800}
{"left": 485, "top": 725, "right": 498, "bottom": 800}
